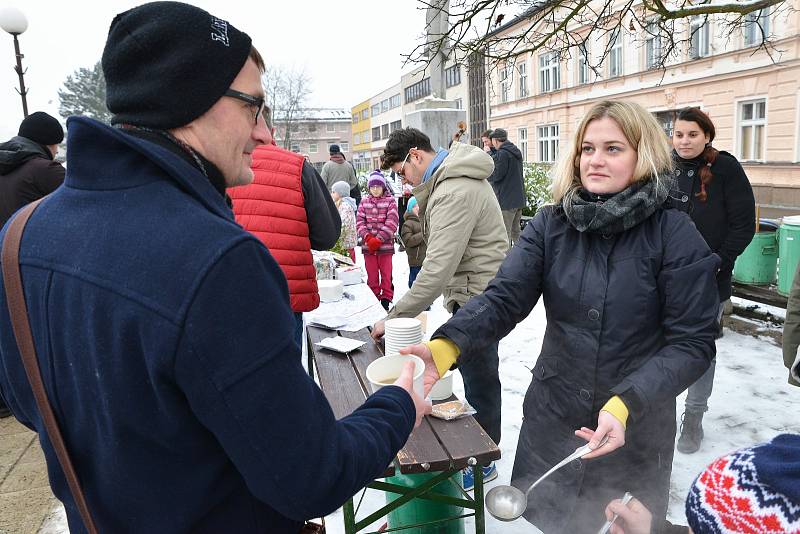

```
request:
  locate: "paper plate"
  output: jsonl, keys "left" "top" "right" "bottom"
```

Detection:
{"left": 315, "top": 336, "right": 366, "bottom": 354}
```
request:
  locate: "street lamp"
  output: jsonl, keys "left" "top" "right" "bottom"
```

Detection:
{"left": 0, "top": 7, "right": 29, "bottom": 118}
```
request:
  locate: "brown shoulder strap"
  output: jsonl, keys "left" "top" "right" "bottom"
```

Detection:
{"left": 2, "top": 198, "right": 99, "bottom": 534}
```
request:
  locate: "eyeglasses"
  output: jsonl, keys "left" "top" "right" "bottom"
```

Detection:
{"left": 224, "top": 89, "right": 266, "bottom": 125}
{"left": 397, "top": 147, "right": 417, "bottom": 178}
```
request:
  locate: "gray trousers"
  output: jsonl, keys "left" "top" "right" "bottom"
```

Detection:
{"left": 502, "top": 208, "right": 523, "bottom": 249}
{"left": 685, "top": 303, "right": 725, "bottom": 413}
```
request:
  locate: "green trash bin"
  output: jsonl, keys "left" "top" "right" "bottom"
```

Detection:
{"left": 733, "top": 232, "right": 777, "bottom": 285}
{"left": 386, "top": 469, "right": 465, "bottom": 534}
{"left": 778, "top": 216, "right": 800, "bottom": 296}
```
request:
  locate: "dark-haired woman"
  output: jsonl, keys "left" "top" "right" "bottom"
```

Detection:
{"left": 672, "top": 107, "right": 756, "bottom": 454}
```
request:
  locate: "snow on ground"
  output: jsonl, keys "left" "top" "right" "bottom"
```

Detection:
{"left": 42, "top": 249, "right": 799, "bottom": 534}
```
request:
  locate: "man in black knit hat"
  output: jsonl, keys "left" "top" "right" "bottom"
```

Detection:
{"left": 0, "top": 111, "right": 65, "bottom": 419}
{"left": 0, "top": 2, "right": 432, "bottom": 532}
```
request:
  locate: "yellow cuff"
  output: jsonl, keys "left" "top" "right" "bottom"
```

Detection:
{"left": 425, "top": 339, "right": 460, "bottom": 378}
{"left": 601, "top": 396, "right": 629, "bottom": 429}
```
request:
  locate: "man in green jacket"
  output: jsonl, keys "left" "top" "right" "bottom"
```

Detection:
{"left": 372, "top": 127, "right": 507, "bottom": 490}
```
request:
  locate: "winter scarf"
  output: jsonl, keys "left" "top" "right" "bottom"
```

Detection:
{"left": 562, "top": 175, "right": 671, "bottom": 234}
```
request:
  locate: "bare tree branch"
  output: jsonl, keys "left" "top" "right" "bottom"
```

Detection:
{"left": 263, "top": 66, "right": 312, "bottom": 150}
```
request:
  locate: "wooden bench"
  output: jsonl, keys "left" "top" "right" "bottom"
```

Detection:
{"left": 307, "top": 325, "right": 501, "bottom": 534}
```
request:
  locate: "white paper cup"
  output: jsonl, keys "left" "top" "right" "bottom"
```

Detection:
{"left": 429, "top": 370, "right": 454, "bottom": 401}
{"left": 366, "top": 355, "right": 424, "bottom": 398}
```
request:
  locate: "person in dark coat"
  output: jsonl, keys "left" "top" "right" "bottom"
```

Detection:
{"left": 405, "top": 101, "right": 720, "bottom": 533}
{"left": 0, "top": 111, "right": 65, "bottom": 419}
{"left": 671, "top": 107, "right": 756, "bottom": 455}
{"left": 487, "top": 128, "right": 526, "bottom": 248}
{"left": 0, "top": 3, "right": 434, "bottom": 532}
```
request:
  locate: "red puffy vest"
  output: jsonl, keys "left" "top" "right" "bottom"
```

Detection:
{"left": 229, "top": 145, "right": 319, "bottom": 312}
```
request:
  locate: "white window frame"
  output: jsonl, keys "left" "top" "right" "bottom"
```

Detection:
{"left": 537, "top": 124, "right": 559, "bottom": 163}
{"left": 689, "top": 16, "right": 710, "bottom": 59}
{"left": 326, "top": 123, "right": 335, "bottom": 132}
{"left": 518, "top": 60, "right": 528, "bottom": 98}
{"left": 518, "top": 127, "right": 528, "bottom": 163}
{"left": 500, "top": 63, "right": 510, "bottom": 103}
{"left": 744, "top": 8, "right": 770, "bottom": 47}
{"left": 290, "top": 142, "right": 300, "bottom": 153}
{"left": 340, "top": 142, "right": 349, "bottom": 152}
{"left": 309, "top": 143, "right": 318, "bottom": 154}
{"left": 737, "top": 97, "right": 767, "bottom": 162}
{"left": 362, "top": 130, "right": 370, "bottom": 143}
{"left": 645, "top": 21, "right": 662, "bottom": 70}
{"left": 609, "top": 28, "right": 623, "bottom": 78}
{"left": 577, "top": 44, "right": 590, "bottom": 85}
{"left": 353, "top": 133, "right": 360, "bottom": 146}
{"left": 538, "top": 52, "right": 560, "bottom": 94}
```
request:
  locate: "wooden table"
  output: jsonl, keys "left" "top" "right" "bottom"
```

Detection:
{"left": 307, "top": 325, "right": 501, "bottom": 534}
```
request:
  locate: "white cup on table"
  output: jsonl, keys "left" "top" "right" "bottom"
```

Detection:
{"left": 366, "top": 355, "right": 425, "bottom": 398}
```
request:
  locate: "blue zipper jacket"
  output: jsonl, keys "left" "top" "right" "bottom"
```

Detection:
{"left": 0, "top": 117, "right": 414, "bottom": 533}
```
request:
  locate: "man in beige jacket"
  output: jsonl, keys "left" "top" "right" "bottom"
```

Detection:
{"left": 372, "top": 127, "right": 507, "bottom": 489}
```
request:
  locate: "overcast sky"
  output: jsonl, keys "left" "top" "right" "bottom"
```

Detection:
{"left": 0, "top": 0, "right": 427, "bottom": 140}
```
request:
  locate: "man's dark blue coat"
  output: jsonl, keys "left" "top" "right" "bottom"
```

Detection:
{"left": 0, "top": 117, "right": 414, "bottom": 533}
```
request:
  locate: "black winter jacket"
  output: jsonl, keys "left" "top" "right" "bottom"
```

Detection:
{"left": 434, "top": 204, "right": 720, "bottom": 533}
{"left": 0, "top": 136, "right": 65, "bottom": 226}
{"left": 488, "top": 140, "right": 526, "bottom": 210}
{"left": 673, "top": 150, "right": 755, "bottom": 301}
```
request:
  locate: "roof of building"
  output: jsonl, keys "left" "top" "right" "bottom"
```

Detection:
{"left": 273, "top": 108, "right": 351, "bottom": 122}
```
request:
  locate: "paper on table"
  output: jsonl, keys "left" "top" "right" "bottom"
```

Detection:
{"left": 315, "top": 336, "right": 366, "bottom": 354}
{"left": 306, "top": 283, "right": 387, "bottom": 332}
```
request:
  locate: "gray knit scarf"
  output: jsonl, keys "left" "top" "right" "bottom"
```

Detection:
{"left": 562, "top": 175, "right": 671, "bottom": 234}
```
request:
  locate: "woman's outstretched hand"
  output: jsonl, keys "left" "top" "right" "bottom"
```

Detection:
{"left": 575, "top": 410, "right": 626, "bottom": 460}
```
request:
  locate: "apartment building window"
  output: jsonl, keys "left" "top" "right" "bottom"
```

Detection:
{"left": 739, "top": 99, "right": 766, "bottom": 161}
{"left": 309, "top": 143, "right": 318, "bottom": 153}
{"left": 361, "top": 109, "right": 369, "bottom": 120}
{"left": 352, "top": 113, "right": 359, "bottom": 124}
{"left": 609, "top": 28, "right": 623, "bottom": 78}
{"left": 500, "top": 63, "right": 510, "bottom": 103}
{"left": 371, "top": 103, "right": 381, "bottom": 117}
{"left": 326, "top": 123, "right": 335, "bottom": 132}
{"left": 537, "top": 124, "right": 559, "bottom": 163}
{"left": 307, "top": 123, "right": 317, "bottom": 133}
{"left": 390, "top": 120, "right": 402, "bottom": 132}
{"left": 744, "top": 8, "right": 769, "bottom": 46}
{"left": 372, "top": 126, "right": 381, "bottom": 142}
{"left": 404, "top": 78, "right": 431, "bottom": 103}
{"left": 645, "top": 22, "right": 662, "bottom": 69}
{"left": 518, "top": 127, "right": 528, "bottom": 163}
{"left": 689, "top": 16, "right": 710, "bottom": 58}
{"left": 340, "top": 142, "right": 349, "bottom": 152}
{"left": 518, "top": 61, "right": 528, "bottom": 98}
{"left": 654, "top": 109, "right": 679, "bottom": 138}
{"left": 362, "top": 130, "right": 370, "bottom": 143}
{"left": 381, "top": 99, "right": 389, "bottom": 113}
{"left": 353, "top": 133, "right": 360, "bottom": 145}
{"left": 577, "top": 43, "right": 590, "bottom": 85}
{"left": 290, "top": 142, "right": 300, "bottom": 153}
{"left": 445, "top": 65, "right": 461, "bottom": 88}
{"left": 539, "top": 52, "right": 560, "bottom": 94}
{"left": 389, "top": 94, "right": 401, "bottom": 109}
{"left": 381, "top": 124, "right": 390, "bottom": 139}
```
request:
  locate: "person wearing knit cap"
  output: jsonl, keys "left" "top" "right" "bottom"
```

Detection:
{"left": 321, "top": 142, "right": 358, "bottom": 191}
{"left": 0, "top": 110, "right": 66, "bottom": 419}
{"left": 0, "top": 2, "right": 430, "bottom": 532}
{"left": 603, "top": 433, "right": 800, "bottom": 534}
{"left": 357, "top": 171, "right": 399, "bottom": 309}
{"left": 330, "top": 180, "right": 358, "bottom": 262}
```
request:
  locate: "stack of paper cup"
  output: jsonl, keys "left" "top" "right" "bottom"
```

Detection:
{"left": 384, "top": 318, "right": 423, "bottom": 356}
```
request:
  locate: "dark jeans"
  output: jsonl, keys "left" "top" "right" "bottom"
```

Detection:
{"left": 294, "top": 312, "right": 304, "bottom": 349}
{"left": 408, "top": 266, "right": 421, "bottom": 287}
{"left": 452, "top": 303, "right": 502, "bottom": 445}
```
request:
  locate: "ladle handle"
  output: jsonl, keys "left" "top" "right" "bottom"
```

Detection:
{"left": 524, "top": 436, "right": 610, "bottom": 498}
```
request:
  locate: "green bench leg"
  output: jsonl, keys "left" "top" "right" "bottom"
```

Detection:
{"left": 474, "top": 465, "right": 485, "bottom": 534}
{"left": 343, "top": 497, "right": 356, "bottom": 534}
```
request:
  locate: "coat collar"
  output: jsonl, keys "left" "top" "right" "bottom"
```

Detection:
{"left": 64, "top": 116, "right": 233, "bottom": 222}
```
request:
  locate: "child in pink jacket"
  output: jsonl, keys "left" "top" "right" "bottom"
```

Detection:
{"left": 356, "top": 171, "right": 399, "bottom": 309}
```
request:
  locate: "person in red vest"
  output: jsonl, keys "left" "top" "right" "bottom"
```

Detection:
{"left": 229, "top": 110, "right": 340, "bottom": 346}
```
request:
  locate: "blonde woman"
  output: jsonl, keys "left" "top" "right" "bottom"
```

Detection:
{"left": 405, "top": 101, "right": 720, "bottom": 532}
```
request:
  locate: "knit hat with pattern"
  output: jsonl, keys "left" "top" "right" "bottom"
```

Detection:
{"left": 685, "top": 433, "right": 800, "bottom": 534}
{"left": 368, "top": 171, "right": 386, "bottom": 189}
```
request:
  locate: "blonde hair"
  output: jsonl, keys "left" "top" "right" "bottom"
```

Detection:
{"left": 551, "top": 100, "right": 672, "bottom": 204}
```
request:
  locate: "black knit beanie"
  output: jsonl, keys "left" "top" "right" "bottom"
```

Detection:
{"left": 102, "top": 1, "right": 252, "bottom": 129}
{"left": 18, "top": 112, "right": 64, "bottom": 145}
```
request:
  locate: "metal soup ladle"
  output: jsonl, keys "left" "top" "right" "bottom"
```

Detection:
{"left": 485, "top": 435, "right": 610, "bottom": 522}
